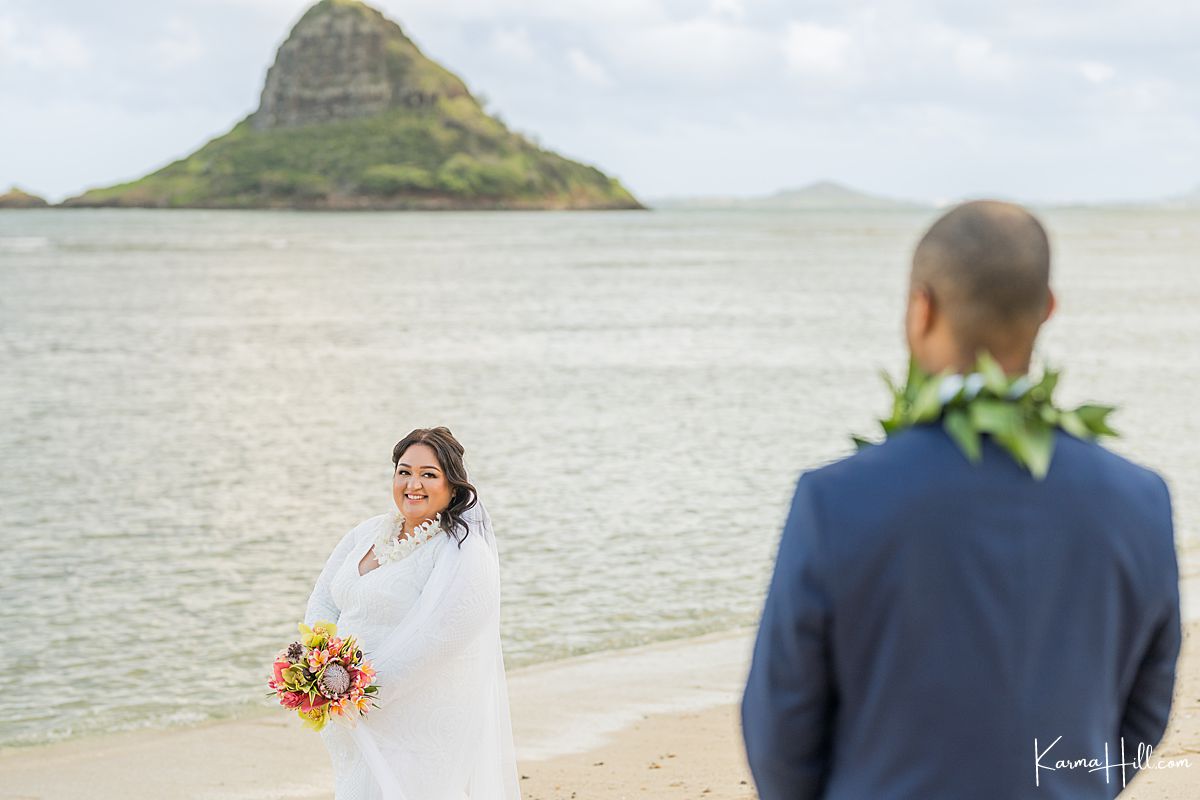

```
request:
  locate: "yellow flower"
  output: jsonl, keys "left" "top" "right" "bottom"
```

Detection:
{"left": 298, "top": 621, "right": 337, "bottom": 648}
{"left": 300, "top": 706, "right": 329, "bottom": 732}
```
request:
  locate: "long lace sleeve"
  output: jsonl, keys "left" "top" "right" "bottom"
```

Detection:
{"left": 303, "top": 526, "right": 359, "bottom": 626}
{"left": 368, "top": 528, "right": 500, "bottom": 709}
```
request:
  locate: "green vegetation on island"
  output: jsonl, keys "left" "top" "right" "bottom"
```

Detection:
{"left": 0, "top": 187, "right": 50, "bottom": 209}
{"left": 63, "top": 98, "right": 639, "bottom": 209}
{"left": 63, "top": 0, "right": 640, "bottom": 210}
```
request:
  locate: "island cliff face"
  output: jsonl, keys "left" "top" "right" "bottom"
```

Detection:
{"left": 250, "top": 1, "right": 470, "bottom": 130}
{"left": 65, "top": 0, "right": 640, "bottom": 210}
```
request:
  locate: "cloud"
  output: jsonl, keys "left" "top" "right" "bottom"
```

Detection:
{"left": 1108, "top": 77, "right": 1177, "bottom": 114}
{"left": 151, "top": 17, "right": 206, "bottom": 69}
{"left": 488, "top": 26, "right": 538, "bottom": 65}
{"left": 393, "top": 0, "right": 666, "bottom": 26}
{"left": 567, "top": 48, "right": 611, "bottom": 87}
{"left": 782, "top": 22, "right": 851, "bottom": 76}
{"left": 938, "top": 28, "right": 1014, "bottom": 83}
{"left": 709, "top": 0, "right": 744, "bottom": 21}
{"left": 609, "top": 17, "right": 775, "bottom": 86}
{"left": 1078, "top": 60, "right": 1115, "bottom": 84}
{"left": 0, "top": 17, "right": 92, "bottom": 69}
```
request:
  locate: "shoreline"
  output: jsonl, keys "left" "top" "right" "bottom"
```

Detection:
{"left": 8, "top": 568, "right": 1195, "bottom": 756}
{"left": 0, "top": 628, "right": 756, "bottom": 799}
{"left": 0, "top": 626, "right": 756, "bottom": 753}
{"left": 3, "top": 622, "right": 1197, "bottom": 799}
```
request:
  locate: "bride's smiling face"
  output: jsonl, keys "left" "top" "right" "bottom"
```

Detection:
{"left": 393, "top": 443, "right": 453, "bottom": 523}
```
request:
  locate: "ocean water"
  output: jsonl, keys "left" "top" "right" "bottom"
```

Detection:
{"left": 0, "top": 207, "right": 1196, "bottom": 747}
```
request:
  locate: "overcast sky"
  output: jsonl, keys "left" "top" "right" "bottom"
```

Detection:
{"left": 2, "top": 0, "right": 1198, "bottom": 203}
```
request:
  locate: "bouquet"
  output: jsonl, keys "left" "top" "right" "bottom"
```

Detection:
{"left": 268, "top": 620, "right": 378, "bottom": 731}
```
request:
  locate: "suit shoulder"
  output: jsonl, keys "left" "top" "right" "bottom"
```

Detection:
{"left": 785, "top": 427, "right": 960, "bottom": 535}
{"left": 800, "top": 425, "right": 1170, "bottom": 523}
{"left": 810, "top": 426, "right": 1165, "bottom": 491}
{"left": 800, "top": 425, "right": 956, "bottom": 488}
{"left": 1079, "top": 435, "right": 1164, "bottom": 485}
{"left": 1054, "top": 434, "right": 1171, "bottom": 506}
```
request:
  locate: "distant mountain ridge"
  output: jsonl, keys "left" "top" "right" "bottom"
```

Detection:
{"left": 1163, "top": 185, "right": 1200, "bottom": 209}
{"left": 62, "top": 0, "right": 640, "bottom": 210}
{"left": 653, "top": 181, "right": 926, "bottom": 210}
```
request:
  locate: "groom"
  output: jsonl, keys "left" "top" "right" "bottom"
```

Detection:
{"left": 741, "top": 201, "right": 1181, "bottom": 798}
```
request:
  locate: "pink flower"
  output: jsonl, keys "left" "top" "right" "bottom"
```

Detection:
{"left": 307, "top": 648, "right": 334, "bottom": 671}
{"left": 299, "top": 693, "right": 331, "bottom": 712}
{"left": 280, "top": 691, "right": 305, "bottom": 709}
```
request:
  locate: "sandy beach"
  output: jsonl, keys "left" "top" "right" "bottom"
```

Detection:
{"left": 2, "top": 623, "right": 1196, "bottom": 799}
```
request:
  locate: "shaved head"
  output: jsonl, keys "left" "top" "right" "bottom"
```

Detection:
{"left": 911, "top": 200, "right": 1051, "bottom": 362}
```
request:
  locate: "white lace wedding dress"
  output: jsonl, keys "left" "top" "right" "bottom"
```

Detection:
{"left": 304, "top": 502, "right": 521, "bottom": 800}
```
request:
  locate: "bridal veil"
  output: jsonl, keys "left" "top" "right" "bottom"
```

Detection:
{"left": 347, "top": 500, "right": 521, "bottom": 799}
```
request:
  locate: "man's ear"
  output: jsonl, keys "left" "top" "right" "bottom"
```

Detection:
{"left": 907, "top": 285, "right": 935, "bottom": 338}
{"left": 1043, "top": 287, "right": 1057, "bottom": 323}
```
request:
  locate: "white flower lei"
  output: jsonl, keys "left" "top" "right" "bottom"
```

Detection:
{"left": 372, "top": 512, "right": 444, "bottom": 566}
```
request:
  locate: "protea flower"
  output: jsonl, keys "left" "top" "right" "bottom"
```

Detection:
{"left": 319, "top": 662, "right": 351, "bottom": 697}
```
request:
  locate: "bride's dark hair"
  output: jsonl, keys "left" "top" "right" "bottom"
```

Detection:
{"left": 392, "top": 427, "right": 478, "bottom": 547}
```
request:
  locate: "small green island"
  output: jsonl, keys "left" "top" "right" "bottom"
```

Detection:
{"left": 62, "top": 0, "right": 640, "bottom": 210}
{"left": 0, "top": 187, "right": 50, "bottom": 208}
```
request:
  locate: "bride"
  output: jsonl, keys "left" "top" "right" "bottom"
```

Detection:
{"left": 304, "top": 427, "right": 521, "bottom": 800}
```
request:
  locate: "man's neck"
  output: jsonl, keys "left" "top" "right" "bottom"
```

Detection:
{"left": 923, "top": 348, "right": 1033, "bottom": 377}
{"left": 962, "top": 352, "right": 1030, "bottom": 376}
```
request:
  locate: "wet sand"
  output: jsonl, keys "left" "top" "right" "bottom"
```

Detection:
{"left": 2, "top": 624, "right": 1196, "bottom": 799}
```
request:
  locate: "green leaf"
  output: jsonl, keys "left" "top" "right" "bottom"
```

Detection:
{"left": 1074, "top": 404, "right": 1118, "bottom": 436}
{"left": 943, "top": 408, "right": 982, "bottom": 463}
{"left": 1058, "top": 410, "right": 1089, "bottom": 439}
{"left": 860, "top": 359, "right": 1113, "bottom": 480}
{"left": 880, "top": 368, "right": 899, "bottom": 397}
{"left": 1019, "top": 420, "right": 1055, "bottom": 479}
{"left": 903, "top": 357, "right": 925, "bottom": 399}
{"left": 976, "top": 350, "right": 1010, "bottom": 395}
{"left": 941, "top": 376, "right": 967, "bottom": 406}
{"left": 911, "top": 376, "right": 944, "bottom": 423}
{"left": 1038, "top": 404, "right": 1060, "bottom": 425}
{"left": 968, "top": 400, "right": 1021, "bottom": 437}
{"left": 1036, "top": 367, "right": 1059, "bottom": 401}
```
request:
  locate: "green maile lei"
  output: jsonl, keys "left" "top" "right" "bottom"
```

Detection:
{"left": 853, "top": 351, "right": 1118, "bottom": 479}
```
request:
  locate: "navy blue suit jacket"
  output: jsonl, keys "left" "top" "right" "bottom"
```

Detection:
{"left": 742, "top": 424, "right": 1180, "bottom": 799}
